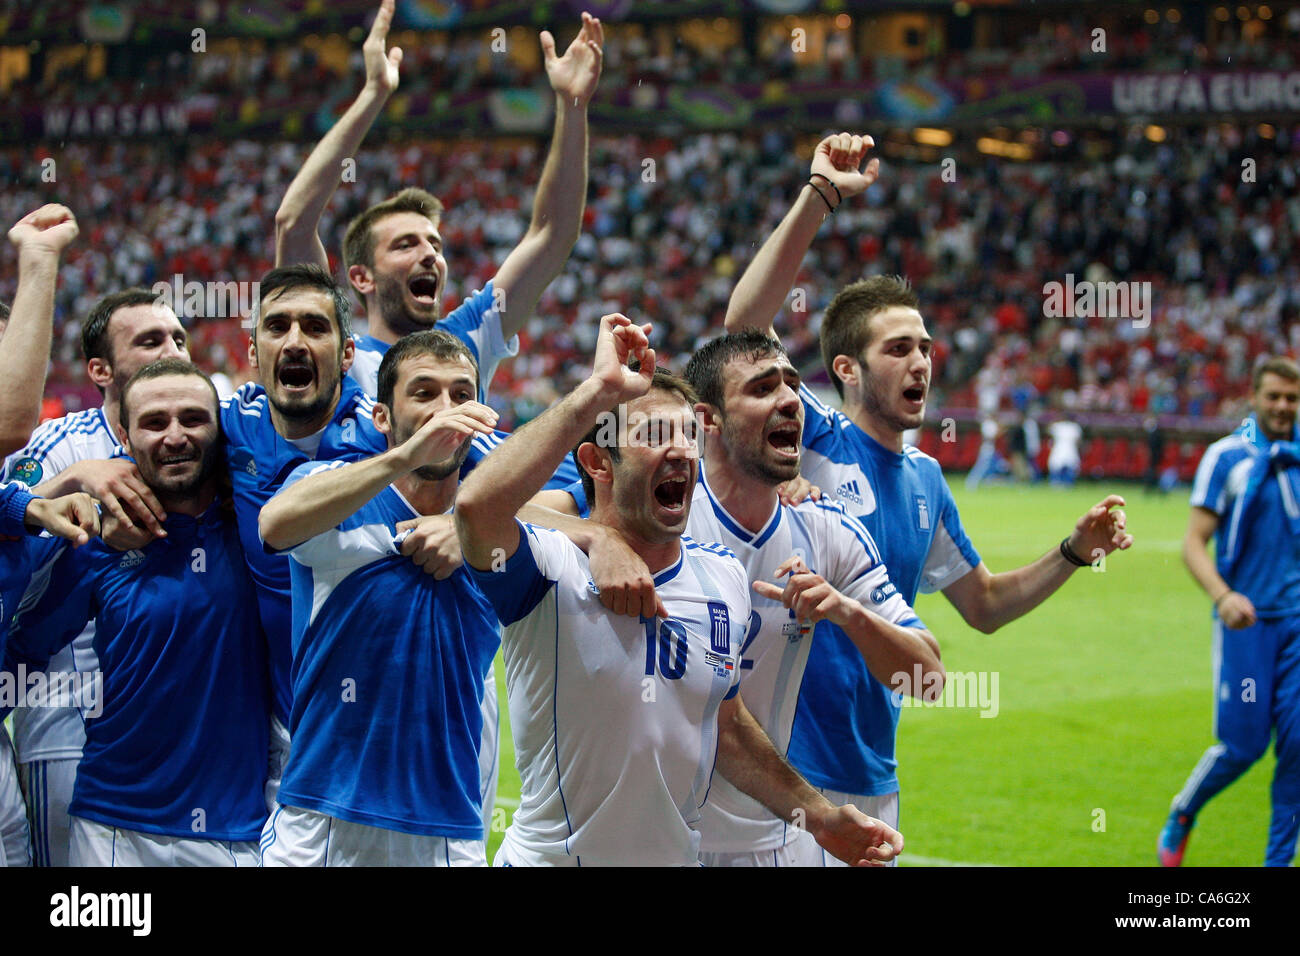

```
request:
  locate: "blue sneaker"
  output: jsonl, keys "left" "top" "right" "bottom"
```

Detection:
{"left": 1158, "top": 810, "right": 1194, "bottom": 867}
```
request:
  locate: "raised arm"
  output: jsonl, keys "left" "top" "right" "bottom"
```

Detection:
{"left": 490, "top": 14, "right": 603, "bottom": 339}
{"left": 724, "top": 133, "right": 878, "bottom": 337}
{"left": 942, "top": 494, "right": 1134, "bottom": 634}
{"left": 258, "top": 399, "right": 496, "bottom": 551}
{"left": 0, "top": 205, "right": 78, "bottom": 456}
{"left": 456, "top": 312, "right": 653, "bottom": 570}
{"left": 716, "top": 695, "right": 902, "bottom": 866}
{"left": 274, "top": 0, "right": 402, "bottom": 270}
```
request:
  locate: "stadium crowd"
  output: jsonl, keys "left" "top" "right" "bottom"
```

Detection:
{"left": 2, "top": 119, "right": 1298, "bottom": 428}
{"left": 1, "top": 0, "right": 1292, "bottom": 876}
{"left": 13, "top": 2, "right": 1300, "bottom": 111}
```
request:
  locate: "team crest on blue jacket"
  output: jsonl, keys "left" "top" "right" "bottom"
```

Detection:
{"left": 914, "top": 494, "right": 930, "bottom": 531}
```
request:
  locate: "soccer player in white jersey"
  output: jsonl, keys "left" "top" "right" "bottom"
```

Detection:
{"left": 678, "top": 330, "right": 944, "bottom": 866}
{"left": 456, "top": 313, "right": 904, "bottom": 866}
{"left": 2, "top": 288, "right": 186, "bottom": 866}
{"left": 0, "top": 203, "right": 80, "bottom": 866}
{"left": 724, "top": 134, "right": 1133, "bottom": 864}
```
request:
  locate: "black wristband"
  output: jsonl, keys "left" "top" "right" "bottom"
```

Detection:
{"left": 1059, "top": 537, "right": 1089, "bottom": 567}
{"left": 807, "top": 180, "right": 836, "bottom": 214}
{"left": 811, "top": 172, "right": 843, "bottom": 206}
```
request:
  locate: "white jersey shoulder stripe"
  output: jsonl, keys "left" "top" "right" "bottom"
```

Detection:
{"left": 26, "top": 409, "right": 106, "bottom": 460}
{"left": 1190, "top": 434, "right": 1249, "bottom": 507}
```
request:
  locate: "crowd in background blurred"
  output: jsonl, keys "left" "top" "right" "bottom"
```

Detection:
{"left": 3, "top": 0, "right": 1300, "bottom": 444}
{"left": 11, "top": 5, "right": 1300, "bottom": 112}
{"left": 2, "top": 119, "right": 1298, "bottom": 430}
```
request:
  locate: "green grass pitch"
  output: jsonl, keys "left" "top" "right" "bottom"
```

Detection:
{"left": 485, "top": 480, "right": 1282, "bottom": 866}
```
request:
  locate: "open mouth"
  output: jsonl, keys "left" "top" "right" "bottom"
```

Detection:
{"left": 408, "top": 273, "right": 439, "bottom": 306}
{"left": 277, "top": 361, "right": 315, "bottom": 391}
{"left": 157, "top": 453, "right": 196, "bottom": 468}
{"left": 653, "top": 473, "right": 690, "bottom": 513}
{"left": 903, "top": 383, "right": 926, "bottom": 404}
{"left": 766, "top": 422, "right": 801, "bottom": 458}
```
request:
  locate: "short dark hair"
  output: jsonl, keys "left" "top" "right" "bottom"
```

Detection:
{"left": 376, "top": 329, "right": 480, "bottom": 410}
{"left": 254, "top": 264, "right": 352, "bottom": 347}
{"left": 684, "top": 328, "right": 789, "bottom": 412}
{"left": 573, "top": 366, "right": 699, "bottom": 505}
{"left": 821, "top": 275, "right": 919, "bottom": 398}
{"left": 343, "top": 188, "right": 445, "bottom": 273}
{"left": 1253, "top": 355, "right": 1300, "bottom": 392}
{"left": 119, "top": 358, "right": 219, "bottom": 427}
{"left": 82, "top": 287, "right": 162, "bottom": 363}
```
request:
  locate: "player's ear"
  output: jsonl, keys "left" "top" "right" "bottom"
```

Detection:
{"left": 87, "top": 357, "right": 113, "bottom": 392}
{"left": 694, "top": 401, "right": 723, "bottom": 437}
{"left": 114, "top": 420, "right": 131, "bottom": 453}
{"left": 247, "top": 331, "right": 259, "bottom": 372}
{"left": 347, "top": 264, "right": 375, "bottom": 297}
{"left": 372, "top": 402, "right": 392, "bottom": 437}
{"left": 339, "top": 332, "right": 356, "bottom": 375}
{"left": 831, "top": 354, "right": 858, "bottom": 393}
{"left": 575, "top": 441, "right": 613, "bottom": 488}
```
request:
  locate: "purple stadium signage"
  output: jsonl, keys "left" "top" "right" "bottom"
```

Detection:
{"left": 20, "top": 68, "right": 1300, "bottom": 144}
{"left": 1110, "top": 71, "right": 1300, "bottom": 114}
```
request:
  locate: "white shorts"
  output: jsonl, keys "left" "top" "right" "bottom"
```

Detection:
{"left": 786, "top": 790, "right": 900, "bottom": 868}
{"left": 69, "top": 816, "right": 259, "bottom": 866}
{"left": 18, "top": 756, "right": 78, "bottom": 867}
{"left": 0, "top": 726, "right": 30, "bottom": 867}
{"left": 265, "top": 715, "right": 291, "bottom": 814}
{"left": 260, "top": 804, "right": 487, "bottom": 867}
{"left": 699, "top": 844, "right": 800, "bottom": 867}
{"left": 492, "top": 834, "right": 585, "bottom": 868}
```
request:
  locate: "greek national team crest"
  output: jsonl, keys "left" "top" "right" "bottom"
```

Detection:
{"left": 708, "top": 601, "right": 731, "bottom": 654}
{"left": 10, "top": 457, "right": 42, "bottom": 485}
{"left": 914, "top": 494, "right": 930, "bottom": 531}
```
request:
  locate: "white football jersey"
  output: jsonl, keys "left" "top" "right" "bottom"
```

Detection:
{"left": 2, "top": 409, "right": 117, "bottom": 762}
{"left": 470, "top": 523, "right": 751, "bottom": 866}
{"left": 687, "top": 474, "right": 922, "bottom": 853}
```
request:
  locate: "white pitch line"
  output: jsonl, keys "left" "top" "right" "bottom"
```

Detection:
{"left": 900, "top": 853, "right": 1001, "bottom": 867}
{"left": 494, "top": 795, "right": 521, "bottom": 809}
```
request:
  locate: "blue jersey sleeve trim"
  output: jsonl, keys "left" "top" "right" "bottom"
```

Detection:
{"left": 467, "top": 520, "right": 556, "bottom": 626}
